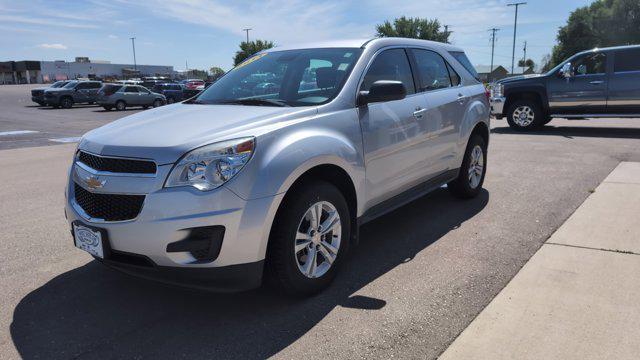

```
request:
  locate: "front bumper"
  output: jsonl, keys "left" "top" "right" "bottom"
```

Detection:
{"left": 66, "top": 160, "right": 284, "bottom": 291}
{"left": 31, "top": 95, "right": 45, "bottom": 104}
{"left": 490, "top": 96, "right": 505, "bottom": 117}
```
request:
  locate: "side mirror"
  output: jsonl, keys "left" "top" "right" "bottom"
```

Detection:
{"left": 560, "top": 62, "right": 572, "bottom": 78}
{"left": 358, "top": 80, "right": 406, "bottom": 106}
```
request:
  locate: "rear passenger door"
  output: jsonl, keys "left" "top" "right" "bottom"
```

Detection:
{"left": 74, "top": 82, "right": 92, "bottom": 103}
{"left": 409, "top": 48, "right": 465, "bottom": 171}
{"left": 358, "top": 48, "right": 432, "bottom": 207}
{"left": 608, "top": 48, "right": 640, "bottom": 114}
{"left": 123, "top": 86, "right": 140, "bottom": 105}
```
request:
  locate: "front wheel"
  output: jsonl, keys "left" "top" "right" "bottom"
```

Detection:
{"left": 506, "top": 100, "right": 543, "bottom": 131}
{"left": 266, "top": 181, "right": 350, "bottom": 296}
{"left": 448, "top": 134, "right": 487, "bottom": 199}
{"left": 153, "top": 99, "right": 162, "bottom": 108}
{"left": 60, "top": 97, "right": 74, "bottom": 109}
{"left": 115, "top": 100, "right": 126, "bottom": 111}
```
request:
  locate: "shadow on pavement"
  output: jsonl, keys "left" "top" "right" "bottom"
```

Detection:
{"left": 37, "top": 105, "right": 100, "bottom": 110}
{"left": 11, "top": 188, "right": 488, "bottom": 359}
{"left": 492, "top": 124, "right": 640, "bottom": 139}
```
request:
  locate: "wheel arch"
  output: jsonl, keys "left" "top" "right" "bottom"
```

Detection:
{"left": 504, "top": 86, "right": 548, "bottom": 115}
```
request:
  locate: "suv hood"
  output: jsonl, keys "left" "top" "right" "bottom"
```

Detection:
{"left": 498, "top": 73, "right": 544, "bottom": 84}
{"left": 80, "top": 103, "right": 317, "bottom": 164}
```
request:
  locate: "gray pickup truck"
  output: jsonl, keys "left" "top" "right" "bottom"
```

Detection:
{"left": 491, "top": 45, "right": 640, "bottom": 130}
{"left": 44, "top": 80, "right": 103, "bottom": 109}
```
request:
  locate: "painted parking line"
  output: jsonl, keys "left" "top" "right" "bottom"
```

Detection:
{"left": 49, "top": 137, "right": 82, "bottom": 143}
{"left": 0, "top": 130, "right": 39, "bottom": 136}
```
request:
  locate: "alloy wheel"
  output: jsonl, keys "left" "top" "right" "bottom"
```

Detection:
{"left": 294, "top": 201, "right": 341, "bottom": 278}
{"left": 468, "top": 145, "right": 484, "bottom": 189}
{"left": 512, "top": 105, "right": 535, "bottom": 127}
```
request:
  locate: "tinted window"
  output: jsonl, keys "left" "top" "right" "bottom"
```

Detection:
{"left": 412, "top": 49, "right": 451, "bottom": 91}
{"left": 63, "top": 82, "right": 78, "bottom": 89}
{"left": 138, "top": 86, "right": 151, "bottom": 93}
{"left": 90, "top": 82, "right": 102, "bottom": 89}
{"left": 124, "top": 86, "right": 138, "bottom": 93}
{"left": 447, "top": 62, "right": 461, "bottom": 86}
{"left": 100, "top": 84, "right": 122, "bottom": 95}
{"left": 361, "top": 48, "right": 415, "bottom": 94}
{"left": 614, "top": 48, "right": 640, "bottom": 73}
{"left": 76, "top": 82, "right": 94, "bottom": 90}
{"left": 449, "top": 51, "right": 479, "bottom": 80}
{"left": 573, "top": 53, "right": 606, "bottom": 75}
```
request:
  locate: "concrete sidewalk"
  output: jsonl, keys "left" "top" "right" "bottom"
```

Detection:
{"left": 440, "top": 162, "right": 640, "bottom": 360}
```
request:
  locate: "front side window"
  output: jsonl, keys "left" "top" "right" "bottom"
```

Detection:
{"left": 124, "top": 86, "right": 138, "bottom": 93}
{"left": 412, "top": 49, "right": 452, "bottom": 91}
{"left": 195, "top": 48, "right": 362, "bottom": 107}
{"left": 63, "top": 81, "right": 77, "bottom": 89}
{"left": 614, "top": 48, "right": 640, "bottom": 73}
{"left": 573, "top": 53, "right": 606, "bottom": 75}
{"left": 360, "top": 48, "right": 415, "bottom": 95}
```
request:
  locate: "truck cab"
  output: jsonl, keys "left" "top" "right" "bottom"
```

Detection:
{"left": 491, "top": 45, "right": 640, "bottom": 130}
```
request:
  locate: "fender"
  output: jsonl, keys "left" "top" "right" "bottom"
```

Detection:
{"left": 455, "top": 89, "right": 490, "bottom": 167}
{"left": 504, "top": 82, "right": 549, "bottom": 114}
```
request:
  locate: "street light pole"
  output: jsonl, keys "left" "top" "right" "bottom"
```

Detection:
{"left": 242, "top": 28, "right": 252, "bottom": 43}
{"left": 507, "top": 2, "right": 526, "bottom": 75}
{"left": 130, "top": 37, "right": 137, "bottom": 71}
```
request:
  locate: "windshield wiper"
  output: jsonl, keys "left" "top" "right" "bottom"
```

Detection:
{"left": 216, "top": 98, "right": 290, "bottom": 107}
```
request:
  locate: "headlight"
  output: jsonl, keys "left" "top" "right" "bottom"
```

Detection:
{"left": 165, "top": 137, "right": 255, "bottom": 191}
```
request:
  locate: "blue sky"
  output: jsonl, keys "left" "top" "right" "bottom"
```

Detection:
{"left": 0, "top": 0, "right": 593, "bottom": 72}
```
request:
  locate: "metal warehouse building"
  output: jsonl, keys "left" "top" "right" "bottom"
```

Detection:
{"left": 0, "top": 58, "right": 174, "bottom": 84}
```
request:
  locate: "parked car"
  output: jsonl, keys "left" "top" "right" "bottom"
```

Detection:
{"left": 491, "top": 44, "right": 640, "bottom": 130}
{"left": 151, "top": 83, "right": 184, "bottom": 103}
{"left": 96, "top": 84, "right": 166, "bottom": 111}
{"left": 31, "top": 80, "right": 69, "bottom": 106}
{"left": 66, "top": 38, "right": 489, "bottom": 295}
{"left": 44, "top": 80, "right": 103, "bottom": 108}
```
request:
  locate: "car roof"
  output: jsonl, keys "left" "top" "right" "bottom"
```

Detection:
{"left": 579, "top": 44, "right": 640, "bottom": 55}
{"left": 264, "top": 37, "right": 464, "bottom": 53}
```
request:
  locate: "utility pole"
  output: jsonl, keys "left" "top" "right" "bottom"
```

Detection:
{"left": 522, "top": 41, "right": 527, "bottom": 74}
{"left": 130, "top": 37, "right": 137, "bottom": 71}
{"left": 443, "top": 24, "right": 453, "bottom": 43}
{"left": 507, "top": 2, "right": 526, "bottom": 75}
{"left": 242, "top": 28, "right": 252, "bottom": 43}
{"left": 489, "top": 28, "right": 499, "bottom": 82}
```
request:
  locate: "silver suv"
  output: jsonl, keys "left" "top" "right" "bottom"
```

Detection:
{"left": 66, "top": 38, "right": 490, "bottom": 296}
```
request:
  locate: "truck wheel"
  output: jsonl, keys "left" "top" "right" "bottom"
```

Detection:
{"left": 506, "top": 99, "right": 543, "bottom": 131}
{"left": 115, "top": 100, "right": 126, "bottom": 111}
{"left": 60, "top": 97, "right": 74, "bottom": 109}
{"left": 267, "top": 180, "right": 350, "bottom": 296}
{"left": 448, "top": 134, "right": 487, "bottom": 199}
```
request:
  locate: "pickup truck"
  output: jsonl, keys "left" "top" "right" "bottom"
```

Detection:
{"left": 491, "top": 45, "right": 640, "bottom": 130}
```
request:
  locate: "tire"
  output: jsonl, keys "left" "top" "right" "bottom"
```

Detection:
{"left": 115, "top": 100, "right": 126, "bottom": 111}
{"left": 103, "top": 106, "right": 113, "bottom": 111}
{"left": 153, "top": 99, "right": 162, "bottom": 108}
{"left": 448, "top": 134, "right": 487, "bottom": 199}
{"left": 266, "top": 181, "right": 351, "bottom": 296}
{"left": 60, "top": 97, "right": 74, "bottom": 109}
{"left": 506, "top": 99, "right": 543, "bottom": 131}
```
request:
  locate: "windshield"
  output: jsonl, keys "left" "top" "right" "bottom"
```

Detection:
{"left": 194, "top": 48, "right": 363, "bottom": 107}
{"left": 63, "top": 81, "right": 78, "bottom": 89}
{"left": 51, "top": 81, "right": 66, "bottom": 88}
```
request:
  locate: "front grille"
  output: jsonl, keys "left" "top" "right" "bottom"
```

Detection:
{"left": 78, "top": 151, "right": 156, "bottom": 174}
{"left": 74, "top": 183, "right": 145, "bottom": 221}
{"left": 31, "top": 90, "right": 44, "bottom": 96}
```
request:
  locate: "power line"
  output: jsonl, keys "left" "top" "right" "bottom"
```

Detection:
{"left": 507, "top": 2, "right": 527, "bottom": 74}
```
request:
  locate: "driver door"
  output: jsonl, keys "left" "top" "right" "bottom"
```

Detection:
{"left": 547, "top": 52, "right": 608, "bottom": 114}
{"left": 358, "top": 48, "right": 431, "bottom": 208}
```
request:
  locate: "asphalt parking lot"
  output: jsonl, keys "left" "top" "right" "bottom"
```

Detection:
{"left": 2, "top": 84, "right": 640, "bottom": 359}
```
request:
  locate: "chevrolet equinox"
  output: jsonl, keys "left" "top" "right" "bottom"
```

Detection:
{"left": 66, "top": 38, "right": 490, "bottom": 296}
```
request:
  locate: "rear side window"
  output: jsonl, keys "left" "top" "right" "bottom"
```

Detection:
{"left": 614, "top": 49, "right": 640, "bottom": 73}
{"left": 361, "top": 48, "right": 415, "bottom": 95}
{"left": 100, "top": 84, "right": 122, "bottom": 95}
{"left": 449, "top": 51, "right": 479, "bottom": 80}
{"left": 89, "top": 82, "right": 102, "bottom": 89}
{"left": 412, "top": 49, "right": 452, "bottom": 91}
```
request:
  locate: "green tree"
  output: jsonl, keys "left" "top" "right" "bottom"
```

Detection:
{"left": 518, "top": 59, "right": 535, "bottom": 68}
{"left": 547, "top": 0, "right": 640, "bottom": 69}
{"left": 209, "top": 66, "right": 225, "bottom": 80}
{"left": 233, "top": 40, "right": 275, "bottom": 66}
{"left": 376, "top": 16, "right": 451, "bottom": 43}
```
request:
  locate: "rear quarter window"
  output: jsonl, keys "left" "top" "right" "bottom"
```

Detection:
{"left": 614, "top": 48, "right": 640, "bottom": 73}
{"left": 449, "top": 51, "right": 480, "bottom": 81}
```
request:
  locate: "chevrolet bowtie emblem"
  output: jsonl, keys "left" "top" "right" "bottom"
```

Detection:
{"left": 85, "top": 176, "right": 106, "bottom": 190}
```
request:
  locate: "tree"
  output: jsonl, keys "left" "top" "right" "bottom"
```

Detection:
{"left": 547, "top": 0, "right": 640, "bottom": 69}
{"left": 209, "top": 66, "right": 225, "bottom": 81}
{"left": 233, "top": 40, "right": 275, "bottom": 66}
{"left": 517, "top": 58, "right": 535, "bottom": 68}
{"left": 376, "top": 16, "right": 451, "bottom": 43}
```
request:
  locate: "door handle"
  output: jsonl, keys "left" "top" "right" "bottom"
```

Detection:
{"left": 457, "top": 93, "right": 466, "bottom": 103}
{"left": 413, "top": 107, "right": 427, "bottom": 119}
{"left": 589, "top": 80, "right": 604, "bottom": 85}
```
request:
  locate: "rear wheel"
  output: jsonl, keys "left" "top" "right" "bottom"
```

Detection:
{"left": 448, "top": 134, "right": 487, "bottom": 199}
{"left": 267, "top": 181, "right": 350, "bottom": 296}
{"left": 60, "top": 97, "right": 74, "bottom": 109}
{"left": 115, "top": 100, "right": 126, "bottom": 111}
{"left": 506, "top": 99, "right": 543, "bottom": 131}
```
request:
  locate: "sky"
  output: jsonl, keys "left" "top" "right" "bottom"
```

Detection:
{"left": 0, "top": 0, "right": 595, "bottom": 73}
